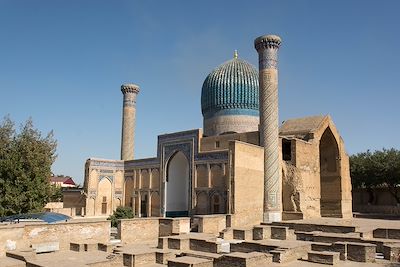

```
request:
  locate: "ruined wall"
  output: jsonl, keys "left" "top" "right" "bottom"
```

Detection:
{"left": 0, "top": 219, "right": 110, "bottom": 256}
{"left": 229, "top": 141, "right": 264, "bottom": 227}
{"left": 292, "top": 139, "right": 321, "bottom": 219}
{"left": 312, "top": 119, "right": 352, "bottom": 219}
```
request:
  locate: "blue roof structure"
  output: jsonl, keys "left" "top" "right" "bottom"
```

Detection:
{"left": 0, "top": 212, "right": 71, "bottom": 223}
{"left": 201, "top": 54, "right": 259, "bottom": 119}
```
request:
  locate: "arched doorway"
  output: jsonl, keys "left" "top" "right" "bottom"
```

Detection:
{"left": 319, "top": 127, "right": 342, "bottom": 217}
{"left": 166, "top": 151, "right": 189, "bottom": 217}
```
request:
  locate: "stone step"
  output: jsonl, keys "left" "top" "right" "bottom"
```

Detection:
{"left": 311, "top": 241, "right": 346, "bottom": 260}
{"left": 347, "top": 242, "right": 376, "bottom": 263}
{"left": 308, "top": 251, "right": 340, "bottom": 265}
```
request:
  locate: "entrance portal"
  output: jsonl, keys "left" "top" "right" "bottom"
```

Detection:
{"left": 166, "top": 151, "right": 189, "bottom": 217}
{"left": 319, "top": 127, "right": 342, "bottom": 217}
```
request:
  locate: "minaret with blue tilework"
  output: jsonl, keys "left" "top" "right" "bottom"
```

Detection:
{"left": 255, "top": 34, "right": 282, "bottom": 222}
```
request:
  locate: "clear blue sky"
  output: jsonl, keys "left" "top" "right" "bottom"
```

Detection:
{"left": 1, "top": 0, "right": 399, "bottom": 184}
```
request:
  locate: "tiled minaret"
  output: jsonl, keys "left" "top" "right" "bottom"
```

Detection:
{"left": 120, "top": 83, "right": 140, "bottom": 160}
{"left": 254, "top": 35, "right": 282, "bottom": 222}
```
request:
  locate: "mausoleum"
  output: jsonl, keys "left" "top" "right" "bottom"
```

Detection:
{"left": 83, "top": 35, "right": 352, "bottom": 227}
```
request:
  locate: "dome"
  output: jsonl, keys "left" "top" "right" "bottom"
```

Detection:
{"left": 201, "top": 52, "right": 260, "bottom": 136}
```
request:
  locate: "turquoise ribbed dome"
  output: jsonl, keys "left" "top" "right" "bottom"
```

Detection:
{"left": 201, "top": 55, "right": 259, "bottom": 119}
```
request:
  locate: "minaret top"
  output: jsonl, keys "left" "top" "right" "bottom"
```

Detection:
{"left": 121, "top": 83, "right": 140, "bottom": 94}
{"left": 234, "top": 50, "right": 238, "bottom": 59}
{"left": 254, "top": 35, "right": 282, "bottom": 51}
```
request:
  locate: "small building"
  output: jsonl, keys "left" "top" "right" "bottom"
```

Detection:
{"left": 50, "top": 176, "right": 76, "bottom": 188}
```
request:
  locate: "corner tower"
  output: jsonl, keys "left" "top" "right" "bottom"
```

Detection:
{"left": 201, "top": 51, "right": 260, "bottom": 136}
{"left": 120, "top": 83, "right": 140, "bottom": 160}
{"left": 254, "top": 35, "right": 282, "bottom": 222}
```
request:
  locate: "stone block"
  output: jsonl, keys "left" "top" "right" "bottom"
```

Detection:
{"left": 156, "top": 250, "right": 177, "bottom": 264}
{"left": 195, "top": 215, "right": 226, "bottom": 235}
{"left": 118, "top": 218, "right": 159, "bottom": 244}
{"left": 214, "top": 251, "right": 272, "bottom": 267}
{"left": 253, "top": 226, "right": 271, "bottom": 240}
{"left": 219, "top": 228, "right": 233, "bottom": 240}
{"left": 269, "top": 243, "right": 310, "bottom": 264}
{"left": 6, "top": 250, "right": 36, "bottom": 262}
{"left": 31, "top": 242, "right": 59, "bottom": 253}
{"left": 347, "top": 242, "right": 376, "bottom": 263}
{"left": 308, "top": 251, "right": 340, "bottom": 265}
{"left": 388, "top": 229, "right": 400, "bottom": 239}
{"left": 189, "top": 238, "right": 221, "bottom": 253}
{"left": 159, "top": 219, "right": 174, "bottom": 237}
{"left": 0, "top": 256, "right": 26, "bottom": 267}
{"left": 168, "top": 236, "right": 190, "bottom": 250}
{"left": 123, "top": 250, "right": 156, "bottom": 267}
{"left": 233, "top": 228, "right": 253, "bottom": 240}
{"left": 158, "top": 237, "right": 169, "bottom": 249}
{"left": 373, "top": 228, "right": 388, "bottom": 239}
{"left": 383, "top": 243, "right": 400, "bottom": 262}
{"left": 69, "top": 242, "right": 96, "bottom": 252}
{"left": 310, "top": 242, "right": 346, "bottom": 260}
{"left": 270, "top": 226, "right": 294, "bottom": 240}
{"left": 174, "top": 218, "right": 190, "bottom": 235}
{"left": 167, "top": 256, "right": 213, "bottom": 267}
{"left": 98, "top": 242, "right": 114, "bottom": 253}
{"left": 230, "top": 241, "right": 276, "bottom": 254}
{"left": 270, "top": 249, "right": 297, "bottom": 263}
{"left": 160, "top": 218, "right": 190, "bottom": 237}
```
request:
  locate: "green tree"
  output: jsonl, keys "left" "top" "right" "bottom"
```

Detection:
{"left": 49, "top": 185, "right": 63, "bottom": 202}
{"left": 350, "top": 148, "right": 400, "bottom": 204}
{"left": 0, "top": 116, "right": 57, "bottom": 216}
{"left": 108, "top": 206, "right": 134, "bottom": 227}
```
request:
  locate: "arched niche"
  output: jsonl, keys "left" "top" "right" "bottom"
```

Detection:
{"left": 151, "top": 192, "right": 161, "bottom": 217}
{"left": 166, "top": 151, "right": 189, "bottom": 217}
{"left": 96, "top": 177, "right": 112, "bottom": 215}
{"left": 210, "top": 192, "right": 224, "bottom": 214}
{"left": 151, "top": 169, "right": 160, "bottom": 190}
{"left": 319, "top": 127, "right": 342, "bottom": 217}
{"left": 211, "top": 164, "right": 225, "bottom": 188}
{"left": 141, "top": 169, "right": 150, "bottom": 189}
{"left": 124, "top": 176, "right": 134, "bottom": 209}
{"left": 141, "top": 192, "right": 149, "bottom": 217}
{"left": 196, "top": 191, "right": 208, "bottom": 215}
{"left": 196, "top": 164, "right": 208, "bottom": 188}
